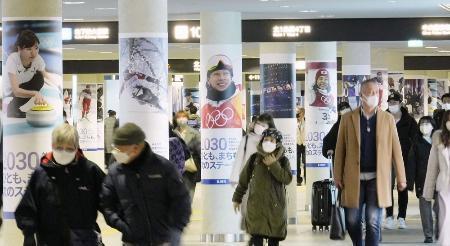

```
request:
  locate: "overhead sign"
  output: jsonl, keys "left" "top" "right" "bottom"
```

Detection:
{"left": 422, "top": 24, "right": 450, "bottom": 36}
{"left": 245, "top": 74, "right": 261, "bottom": 81}
{"left": 272, "top": 25, "right": 311, "bottom": 37}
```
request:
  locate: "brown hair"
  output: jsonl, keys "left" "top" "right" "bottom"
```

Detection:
{"left": 440, "top": 110, "right": 450, "bottom": 147}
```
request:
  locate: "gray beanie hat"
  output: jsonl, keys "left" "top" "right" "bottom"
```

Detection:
{"left": 113, "top": 123, "right": 146, "bottom": 146}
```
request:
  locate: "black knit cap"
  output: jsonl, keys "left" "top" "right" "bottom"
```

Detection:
{"left": 113, "top": 123, "right": 146, "bottom": 146}
{"left": 387, "top": 91, "right": 402, "bottom": 103}
{"left": 207, "top": 60, "right": 233, "bottom": 78}
{"left": 262, "top": 128, "right": 283, "bottom": 143}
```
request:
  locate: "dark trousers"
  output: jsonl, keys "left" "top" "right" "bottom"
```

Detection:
{"left": 386, "top": 188, "right": 408, "bottom": 219}
{"left": 344, "top": 179, "right": 382, "bottom": 246}
{"left": 250, "top": 235, "right": 279, "bottom": 246}
{"left": 296, "top": 144, "right": 305, "bottom": 184}
{"left": 7, "top": 71, "right": 44, "bottom": 118}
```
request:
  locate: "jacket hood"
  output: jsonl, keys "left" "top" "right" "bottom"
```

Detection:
{"left": 41, "top": 149, "right": 85, "bottom": 168}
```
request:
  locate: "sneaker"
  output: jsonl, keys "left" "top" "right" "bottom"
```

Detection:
{"left": 383, "top": 216, "right": 395, "bottom": 230}
{"left": 398, "top": 218, "right": 407, "bottom": 229}
{"left": 424, "top": 237, "right": 433, "bottom": 243}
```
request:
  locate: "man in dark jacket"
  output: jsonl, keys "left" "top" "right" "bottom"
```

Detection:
{"left": 322, "top": 101, "right": 352, "bottom": 159}
{"left": 433, "top": 93, "right": 450, "bottom": 129}
{"left": 15, "top": 123, "right": 105, "bottom": 246}
{"left": 384, "top": 91, "right": 418, "bottom": 230}
{"left": 101, "top": 123, "right": 191, "bottom": 246}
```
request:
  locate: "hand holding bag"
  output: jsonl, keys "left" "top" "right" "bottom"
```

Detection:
{"left": 329, "top": 189, "right": 346, "bottom": 240}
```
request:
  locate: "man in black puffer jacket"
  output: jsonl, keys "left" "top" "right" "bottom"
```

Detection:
{"left": 384, "top": 92, "right": 418, "bottom": 230}
{"left": 15, "top": 123, "right": 105, "bottom": 246}
{"left": 101, "top": 123, "right": 191, "bottom": 246}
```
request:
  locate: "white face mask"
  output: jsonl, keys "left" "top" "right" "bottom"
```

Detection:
{"left": 339, "top": 108, "right": 351, "bottom": 115}
{"left": 389, "top": 105, "right": 400, "bottom": 114}
{"left": 177, "top": 118, "right": 188, "bottom": 126}
{"left": 446, "top": 121, "right": 450, "bottom": 131}
{"left": 112, "top": 149, "right": 131, "bottom": 164}
{"left": 53, "top": 149, "right": 76, "bottom": 165}
{"left": 362, "top": 95, "right": 379, "bottom": 109}
{"left": 443, "top": 103, "right": 450, "bottom": 110}
{"left": 420, "top": 123, "right": 433, "bottom": 136}
{"left": 254, "top": 124, "right": 267, "bottom": 136}
{"left": 262, "top": 141, "right": 277, "bottom": 153}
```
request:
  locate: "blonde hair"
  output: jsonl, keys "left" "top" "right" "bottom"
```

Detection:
{"left": 52, "top": 123, "right": 79, "bottom": 148}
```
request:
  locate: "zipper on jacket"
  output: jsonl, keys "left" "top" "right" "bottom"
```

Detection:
{"left": 136, "top": 172, "right": 154, "bottom": 244}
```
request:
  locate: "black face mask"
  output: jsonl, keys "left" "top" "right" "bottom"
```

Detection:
{"left": 206, "top": 82, "right": 236, "bottom": 102}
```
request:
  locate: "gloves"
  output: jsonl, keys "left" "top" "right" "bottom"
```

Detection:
{"left": 263, "top": 154, "right": 277, "bottom": 166}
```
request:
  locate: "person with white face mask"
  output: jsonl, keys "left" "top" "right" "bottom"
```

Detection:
{"left": 173, "top": 110, "right": 201, "bottom": 199}
{"left": 15, "top": 123, "right": 106, "bottom": 246}
{"left": 407, "top": 116, "right": 438, "bottom": 243}
{"left": 334, "top": 79, "right": 407, "bottom": 246}
{"left": 233, "top": 128, "right": 292, "bottom": 246}
{"left": 423, "top": 110, "right": 450, "bottom": 245}
{"left": 433, "top": 93, "right": 450, "bottom": 129}
{"left": 230, "top": 113, "right": 276, "bottom": 234}
{"left": 385, "top": 91, "right": 418, "bottom": 230}
{"left": 102, "top": 123, "right": 191, "bottom": 246}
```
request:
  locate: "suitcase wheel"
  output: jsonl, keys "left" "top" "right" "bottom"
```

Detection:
{"left": 312, "top": 225, "right": 317, "bottom": 231}
{"left": 325, "top": 226, "right": 329, "bottom": 231}
{"left": 319, "top": 226, "right": 323, "bottom": 231}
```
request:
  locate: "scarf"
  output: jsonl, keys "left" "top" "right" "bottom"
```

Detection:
{"left": 206, "top": 82, "right": 237, "bottom": 102}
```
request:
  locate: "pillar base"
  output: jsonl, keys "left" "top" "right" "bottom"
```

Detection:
{"left": 288, "top": 217, "right": 298, "bottom": 225}
{"left": 200, "top": 233, "right": 245, "bottom": 243}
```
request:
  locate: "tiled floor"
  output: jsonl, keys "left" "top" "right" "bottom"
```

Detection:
{"left": 1, "top": 185, "right": 438, "bottom": 245}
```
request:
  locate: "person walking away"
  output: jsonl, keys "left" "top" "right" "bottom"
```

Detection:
{"left": 233, "top": 128, "right": 292, "bottom": 246}
{"left": 104, "top": 110, "right": 119, "bottom": 169}
{"left": 384, "top": 91, "right": 418, "bottom": 229}
{"left": 334, "top": 78, "right": 407, "bottom": 246}
{"left": 423, "top": 110, "right": 450, "bottom": 246}
{"left": 15, "top": 123, "right": 105, "bottom": 246}
{"left": 322, "top": 101, "right": 352, "bottom": 159}
{"left": 101, "top": 123, "right": 191, "bottom": 246}
{"left": 407, "top": 116, "right": 438, "bottom": 243}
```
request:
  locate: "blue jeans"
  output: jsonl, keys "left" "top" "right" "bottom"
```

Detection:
{"left": 344, "top": 179, "right": 382, "bottom": 246}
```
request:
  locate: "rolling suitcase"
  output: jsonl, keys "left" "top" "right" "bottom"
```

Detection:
{"left": 311, "top": 156, "right": 336, "bottom": 231}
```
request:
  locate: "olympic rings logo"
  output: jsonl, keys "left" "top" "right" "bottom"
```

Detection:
{"left": 205, "top": 107, "right": 235, "bottom": 128}
{"left": 321, "top": 95, "right": 332, "bottom": 105}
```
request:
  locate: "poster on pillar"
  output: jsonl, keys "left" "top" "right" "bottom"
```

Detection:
{"left": 261, "top": 64, "right": 296, "bottom": 118}
{"left": 76, "top": 83, "right": 98, "bottom": 151}
{"left": 437, "top": 79, "right": 450, "bottom": 109}
{"left": 119, "top": 34, "right": 169, "bottom": 157}
{"left": 342, "top": 75, "right": 367, "bottom": 110}
{"left": 371, "top": 69, "right": 389, "bottom": 110}
{"left": 1, "top": 18, "right": 63, "bottom": 217}
{"left": 427, "top": 78, "right": 438, "bottom": 114}
{"left": 305, "top": 61, "right": 337, "bottom": 168}
{"left": 388, "top": 72, "right": 405, "bottom": 94}
{"left": 404, "top": 77, "right": 426, "bottom": 120}
{"left": 97, "top": 84, "right": 105, "bottom": 151}
{"left": 200, "top": 44, "right": 242, "bottom": 184}
{"left": 63, "top": 88, "right": 73, "bottom": 125}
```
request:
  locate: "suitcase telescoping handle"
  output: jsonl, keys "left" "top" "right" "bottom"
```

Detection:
{"left": 328, "top": 154, "right": 334, "bottom": 181}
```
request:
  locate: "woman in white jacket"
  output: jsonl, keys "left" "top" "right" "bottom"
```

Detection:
{"left": 423, "top": 110, "right": 450, "bottom": 245}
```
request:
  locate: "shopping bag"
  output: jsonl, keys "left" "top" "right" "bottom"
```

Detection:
{"left": 329, "top": 190, "right": 346, "bottom": 240}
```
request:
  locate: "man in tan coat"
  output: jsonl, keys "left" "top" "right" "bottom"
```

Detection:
{"left": 334, "top": 78, "right": 407, "bottom": 246}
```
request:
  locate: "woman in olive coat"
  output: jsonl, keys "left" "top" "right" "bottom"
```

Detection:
{"left": 232, "top": 128, "right": 292, "bottom": 246}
